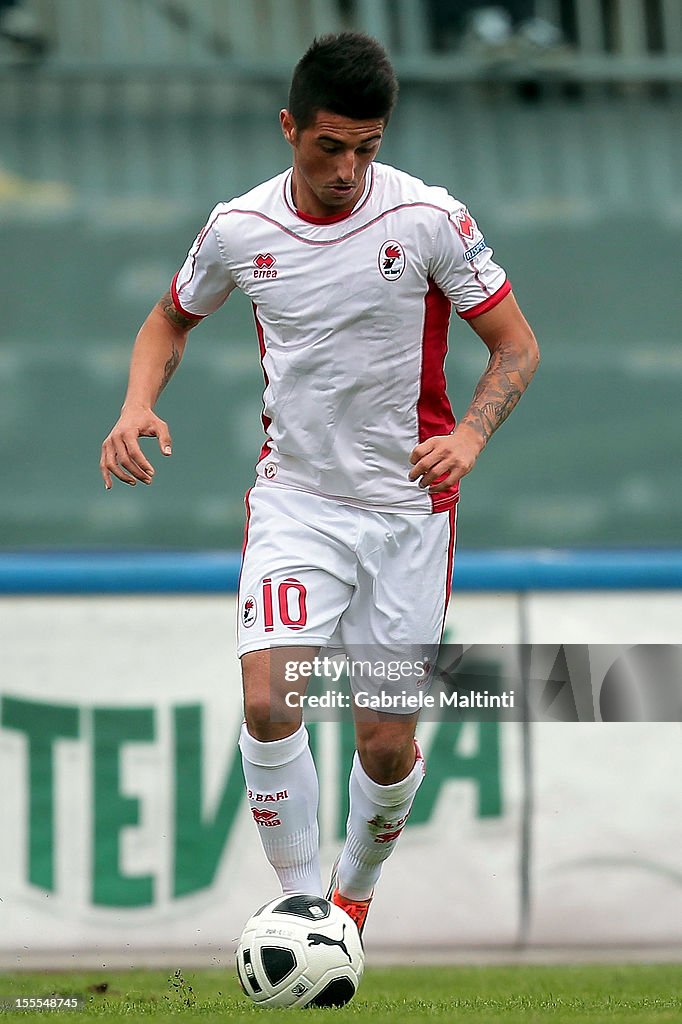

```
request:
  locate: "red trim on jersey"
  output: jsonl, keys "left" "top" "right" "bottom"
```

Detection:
{"left": 236, "top": 486, "right": 253, "bottom": 598}
{"left": 171, "top": 208, "right": 226, "bottom": 317}
{"left": 241, "top": 488, "right": 252, "bottom": 560}
{"left": 170, "top": 271, "right": 206, "bottom": 320}
{"left": 220, "top": 199, "right": 464, "bottom": 249}
{"left": 252, "top": 304, "right": 273, "bottom": 466}
{"left": 471, "top": 264, "right": 491, "bottom": 297}
{"left": 458, "top": 279, "right": 511, "bottom": 320}
{"left": 439, "top": 505, "right": 457, "bottom": 640}
{"left": 283, "top": 166, "right": 375, "bottom": 224}
{"left": 446, "top": 214, "right": 497, "bottom": 300}
{"left": 418, "top": 279, "right": 458, "bottom": 513}
{"left": 295, "top": 207, "right": 354, "bottom": 225}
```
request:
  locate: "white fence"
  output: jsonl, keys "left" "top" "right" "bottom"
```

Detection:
{"left": 1, "top": 551, "right": 681, "bottom": 964}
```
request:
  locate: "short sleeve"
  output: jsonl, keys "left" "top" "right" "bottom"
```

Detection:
{"left": 170, "top": 206, "right": 236, "bottom": 319}
{"left": 429, "top": 203, "right": 511, "bottom": 320}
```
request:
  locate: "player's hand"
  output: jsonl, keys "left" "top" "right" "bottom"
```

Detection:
{"left": 408, "top": 427, "right": 482, "bottom": 494}
{"left": 100, "top": 406, "right": 172, "bottom": 489}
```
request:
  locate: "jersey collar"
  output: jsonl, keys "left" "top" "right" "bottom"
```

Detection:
{"left": 284, "top": 165, "right": 374, "bottom": 224}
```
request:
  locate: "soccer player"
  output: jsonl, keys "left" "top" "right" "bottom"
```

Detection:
{"left": 100, "top": 32, "right": 539, "bottom": 935}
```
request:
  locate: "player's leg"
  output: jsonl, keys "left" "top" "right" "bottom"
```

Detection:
{"left": 240, "top": 646, "right": 324, "bottom": 895}
{"left": 330, "top": 505, "right": 456, "bottom": 926}
{"left": 237, "top": 487, "right": 355, "bottom": 897}
{"left": 330, "top": 710, "right": 425, "bottom": 930}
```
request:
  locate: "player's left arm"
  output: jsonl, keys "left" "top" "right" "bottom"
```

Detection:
{"left": 409, "top": 292, "right": 539, "bottom": 493}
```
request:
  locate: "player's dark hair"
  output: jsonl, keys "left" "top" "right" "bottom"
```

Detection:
{"left": 288, "top": 32, "right": 398, "bottom": 130}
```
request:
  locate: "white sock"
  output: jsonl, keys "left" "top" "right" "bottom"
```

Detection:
{"left": 337, "top": 741, "right": 426, "bottom": 901}
{"left": 239, "top": 722, "right": 322, "bottom": 896}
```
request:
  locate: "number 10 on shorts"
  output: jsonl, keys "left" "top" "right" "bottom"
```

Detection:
{"left": 262, "top": 577, "right": 308, "bottom": 632}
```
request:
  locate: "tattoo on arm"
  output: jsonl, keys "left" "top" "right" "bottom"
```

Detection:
{"left": 159, "top": 291, "right": 200, "bottom": 330}
{"left": 460, "top": 342, "right": 538, "bottom": 444}
{"left": 158, "top": 342, "right": 180, "bottom": 399}
{"left": 152, "top": 291, "right": 199, "bottom": 398}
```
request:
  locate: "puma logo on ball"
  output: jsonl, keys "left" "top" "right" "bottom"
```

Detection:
{"left": 307, "top": 923, "right": 352, "bottom": 962}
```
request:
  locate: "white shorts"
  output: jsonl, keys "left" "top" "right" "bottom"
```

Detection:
{"left": 237, "top": 485, "right": 456, "bottom": 700}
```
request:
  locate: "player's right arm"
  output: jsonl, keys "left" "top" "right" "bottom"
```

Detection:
{"left": 99, "top": 293, "right": 202, "bottom": 489}
{"left": 101, "top": 206, "right": 234, "bottom": 488}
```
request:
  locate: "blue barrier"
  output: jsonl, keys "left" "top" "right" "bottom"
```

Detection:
{"left": 0, "top": 549, "right": 681, "bottom": 594}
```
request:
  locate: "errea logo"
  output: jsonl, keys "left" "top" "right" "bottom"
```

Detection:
{"left": 378, "top": 240, "right": 405, "bottom": 280}
{"left": 454, "top": 208, "right": 487, "bottom": 261}
{"left": 252, "top": 807, "right": 281, "bottom": 827}
{"left": 454, "top": 209, "right": 476, "bottom": 241}
{"left": 253, "top": 253, "right": 277, "bottom": 279}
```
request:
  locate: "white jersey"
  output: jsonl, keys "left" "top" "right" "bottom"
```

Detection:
{"left": 171, "top": 161, "right": 509, "bottom": 514}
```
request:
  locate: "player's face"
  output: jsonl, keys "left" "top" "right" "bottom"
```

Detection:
{"left": 281, "top": 109, "right": 384, "bottom": 218}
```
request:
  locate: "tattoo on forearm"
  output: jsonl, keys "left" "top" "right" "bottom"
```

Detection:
{"left": 460, "top": 343, "right": 538, "bottom": 444}
{"left": 158, "top": 343, "right": 180, "bottom": 398}
{"left": 159, "top": 291, "right": 199, "bottom": 330}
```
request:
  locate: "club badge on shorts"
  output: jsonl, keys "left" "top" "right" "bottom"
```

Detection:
{"left": 242, "top": 595, "right": 257, "bottom": 627}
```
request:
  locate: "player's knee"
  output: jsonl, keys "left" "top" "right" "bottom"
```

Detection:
{"left": 243, "top": 694, "right": 270, "bottom": 739}
{"left": 356, "top": 729, "right": 416, "bottom": 785}
{"left": 242, "top": 681, "right": 302, "bottom": 741}
{"left": 241, "top": 649, "right": 305, "bottom": 738}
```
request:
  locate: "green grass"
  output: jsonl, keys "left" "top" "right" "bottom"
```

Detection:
{"left": 0, "top": 964, "right": 681, "bottom": 1023}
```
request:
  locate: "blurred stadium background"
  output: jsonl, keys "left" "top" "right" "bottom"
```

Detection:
{"left": 0, "top": 0, "right": 681, "bottom": 970}
{"left": 1, "top": 0, "right": 680, "bottom": 548}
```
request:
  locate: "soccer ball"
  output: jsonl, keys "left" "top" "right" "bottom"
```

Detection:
{"left": 236, "top": 893, "right": 364, "bottom": 1008}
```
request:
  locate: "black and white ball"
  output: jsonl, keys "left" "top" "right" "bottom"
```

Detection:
{"left": 236, "top": 893, "right": 364, "bottom": 1008}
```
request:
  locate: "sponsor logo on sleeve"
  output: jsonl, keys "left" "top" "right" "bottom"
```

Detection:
{"left": 455, "top": 208, "right": 476, "bottom": 240}
{"left": 454, "top": 208, "right": 487, "bottom": 260}
{"left": 463, "top": 238, "right": 487, "bottom": 261}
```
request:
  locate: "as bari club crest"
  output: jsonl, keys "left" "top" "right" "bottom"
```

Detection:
{"left": 242, "top": 594, "right": 257, "bottom": 628}
{"left": 378, "top": 240, "right": 405, "bottom": 281}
